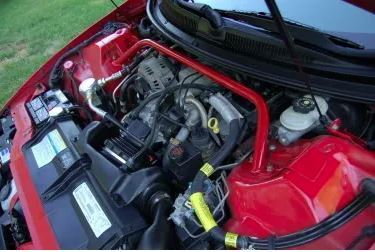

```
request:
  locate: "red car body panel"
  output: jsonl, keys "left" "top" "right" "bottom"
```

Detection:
{"left": 346, "top": 0, "right": 375, "bottom": 13}
{"left": 3, "top": 1, "right": 146, "bottom": 249}
{"left": 226, "top": 136, "right": 375, "bottom": 249}
{"left": 1, "top": 0, "right": 374, "bottom": 249}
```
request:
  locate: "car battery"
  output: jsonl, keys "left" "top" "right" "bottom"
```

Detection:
{"left": 22, "top": 117, "right": 147, "bottom": 249}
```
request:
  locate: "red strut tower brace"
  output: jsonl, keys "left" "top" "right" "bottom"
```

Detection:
{"left": 114, "top": 39, "right": 270, "bottom": 173}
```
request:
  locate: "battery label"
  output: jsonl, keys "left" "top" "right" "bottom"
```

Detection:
{"left": 0, "top": 148, "right": 10, "bottom": 164}
{"left": 73, "top": 182, "right": 112, "bottom": 238}
{"left": 31, "top": 129, "right": 67, "bottom": 168}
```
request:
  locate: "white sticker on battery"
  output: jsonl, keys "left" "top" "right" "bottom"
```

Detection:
{"left": 0, "top": 148, "right": 10, "bottom": 164}
{"left": 73, "top": 182, "right": 112, "bottom": 238}
{"left": 31, "top": 129, "right": 67, "bottom": 168}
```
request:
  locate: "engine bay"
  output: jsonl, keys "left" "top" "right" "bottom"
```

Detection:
{"left": 0, "top": 1, "right": 374, "bottom": 249}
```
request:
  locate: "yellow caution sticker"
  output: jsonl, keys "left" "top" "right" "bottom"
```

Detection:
{"left": 200, "top": 163, "right": 214, "bottom": 177}
{"left": 225, "top": 232, "right": 238, "bottom": 249}
{"left": 190, "top": 192, "right": 217, "bottom": 232}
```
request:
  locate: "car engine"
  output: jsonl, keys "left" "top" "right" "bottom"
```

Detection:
{"left": 0, "top": 3, "right": 374, "bottom": 249}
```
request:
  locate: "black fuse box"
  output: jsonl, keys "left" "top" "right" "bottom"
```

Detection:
{"left": 26, "top": 89, "right": 72, "bottom": 126}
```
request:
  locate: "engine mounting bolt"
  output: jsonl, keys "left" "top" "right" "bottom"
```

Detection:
{"left": 280, "top": 137, "right": 288, "bottom": 145}
{"left": 267, "top": 164, "right": 274, "bottom": 172}
{"left": 269, "top": 144, "right": 277, "bottom": 151}
{"left": 331, "top": 124, "right": 340, "bottom": 130}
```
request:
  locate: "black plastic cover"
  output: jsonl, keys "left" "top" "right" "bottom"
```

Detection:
{"left": 22, "top": 118, "right": 147, "bottom": 249}
{"left": 162, "top": 141, "right": 203, "bottom": 187}
{"left": 148, "top": 0, "right": 375, "bottom": 103}
{"left": 0, "top": 116, "right": 15, "bottom": 172}
{"left": 25, "top": 89, "right": 72, "bottom": 126}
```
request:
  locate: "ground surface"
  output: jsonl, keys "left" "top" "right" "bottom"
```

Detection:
{"left": 0, "top": 0, "right": 118, "bottom": 106}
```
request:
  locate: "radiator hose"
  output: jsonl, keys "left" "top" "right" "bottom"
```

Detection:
{"left": 189, "top": 119, "right": 242, "bottom": 249}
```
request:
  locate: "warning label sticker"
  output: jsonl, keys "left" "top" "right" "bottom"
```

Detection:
{"left": 31, "top": 129, "right": 67, "bottom": 168}
{"left": 0, "top": 148, "right": 10, "bottom": 164}
{"left": 73, "top": 182, "right": 112, "bottom": 238}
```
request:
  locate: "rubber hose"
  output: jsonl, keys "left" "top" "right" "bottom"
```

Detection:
{"left": 175, "top": 107, "right": 200, "bottom": 142}
{"left": 119, "top": 74, "right": 138, "bottom": 106}
{"left": 185, "top": 96, "right": 208, "bottom": 128}
{"left": 190, "top": 119, "right": 241, "bottom": 194}
{"left": 209, "top": 120, "right": 240, "bottom": 167}
{"left": 136, "top": 197, "right": 177, "bottom": 249}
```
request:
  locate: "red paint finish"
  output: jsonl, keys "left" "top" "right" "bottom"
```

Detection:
{"left": 17, "top": 242, "right": 34, "bottom": 250}
{"left": 9, "top": 193, "right": 19, "bottom": 212}
{"left": 346, "top": 0, "right": 375, "bottom": 13}
{"left": 114, "top": 39, "right": 270, "bottom": 173}
{"left": 327, "top": 118, "right": 367, "bottom": 147}
{"left": 81, "top": 27, "right": 139, "bottom": 89}
{"left": 62, "top": 27, "right": 139, "bottom": 103}
{"left": 10, "top": 93, "right": 60, "bottom": 249}
{"left": 1, "top": 0, "right": 146, "bottom": 249}
{"left": 296, "top": 208, "right": 375, "bottom": 249}
{"left": 82, "top": 28, "right": 138, "bottom": 78}
{"left": 226, "top": 136, "right": 375, "bottom": 249}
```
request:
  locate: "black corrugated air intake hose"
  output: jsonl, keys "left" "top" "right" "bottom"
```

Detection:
{"left": 137, "top": 191, "right": 178, "bottom": 249}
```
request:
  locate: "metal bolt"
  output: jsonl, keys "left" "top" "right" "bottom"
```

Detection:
{"left": 269, "top": 144, "right": 277, "bottom": 151}
{"left": 267, "top": 164, "right": 274, "bottom": 172}
{"left": 71, "top": 136, "right": 79, "bottom": 143}
{"left": 280, "top": 137, "right": 288, "bottom": 145}
{"left": 331, "top": 124, "right": 340, "bottom": 130}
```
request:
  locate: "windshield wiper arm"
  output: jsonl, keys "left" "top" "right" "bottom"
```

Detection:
{"left": 218, "top": 9, "right": 364, "bottom": 50}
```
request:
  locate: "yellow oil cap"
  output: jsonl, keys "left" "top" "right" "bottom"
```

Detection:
{"left": 208, "top": 117, "right": 220, "bottom": 134}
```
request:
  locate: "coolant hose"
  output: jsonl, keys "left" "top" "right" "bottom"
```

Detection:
{"left": 170, "top": 96, "right": 207, "bottom": 143}
{"left": 185, "top": 97, "right": 208, "bottom": 128}
{"left": 189, "top": 119, "right": 241, "bottom": 247}
{"left": 119, "top": 74, "right": 138, "bottom": 107}
{"left": 175, "top": 108, "right": 200, "bottom": 142}
{"left": 187, "top": 95, "right": 244, "bottom": 247}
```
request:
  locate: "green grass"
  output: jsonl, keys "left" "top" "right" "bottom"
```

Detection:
{"left": 0, "top": 0, "right": 118, "bottom": 106}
